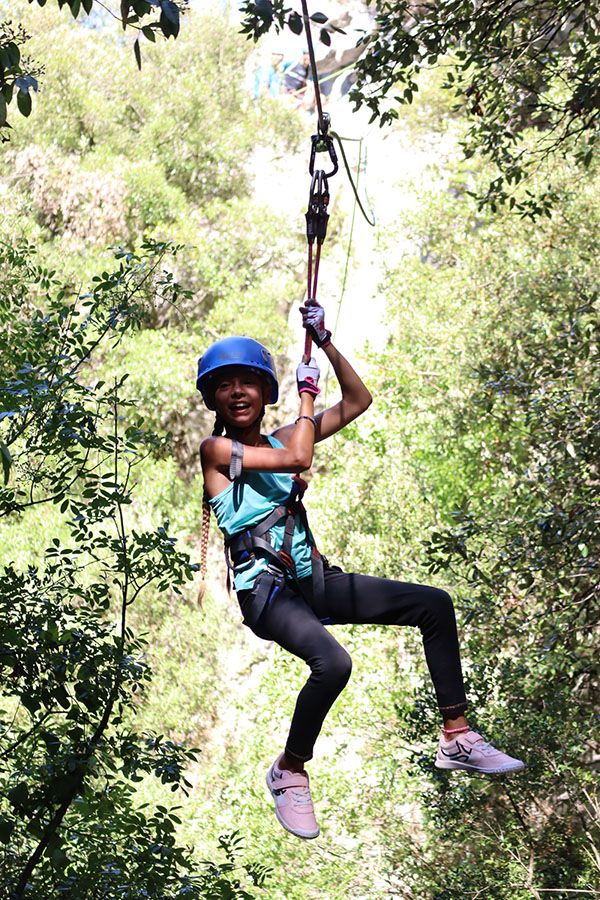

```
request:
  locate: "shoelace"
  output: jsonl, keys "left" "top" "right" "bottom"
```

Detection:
{"left": 272, "top": 769, "right": 314, "bottom": 807}
{"left": 470, "top": 737, "right": 498, "bottom": 756}
{"left": 445, "top": 733, "right": 498, "bottom": 755}
{"left": 290, "top": 787, "right": 313, "bottom": 807}
{"left": 481, "top": 741, "right": 499, "bottom": 756}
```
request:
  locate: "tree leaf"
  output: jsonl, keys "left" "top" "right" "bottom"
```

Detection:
{"left": 159, "top": 1, "right": 180, "bottom": 38}
{"left": 255, "top": 0, "right": 273, "bottom": 24}
{"left": 288, "top": 11, "right": 303, "bottom": 34}
{"left": 134, "top": 37, "right": 142, "bottom": 70}
{"left": 0, "top": 820, "right": 14, "bottom": 843}
{"left": 7, "top": 782, "right": 29, "bottom": 807}
{"left": 320, "top": 28, "right": 331, "bottom": 46}
{"left": 17, "top": 89, "right": 32, "bottom": 118}
{"left": 6, "top": 42, "right": 20, "bottom": 68}
{"left": 120, "top": 0, "right": 131, "bottom": 29}
{"left": 310, "top": 11, "right": 327, "bottom": 23}
{"left": 160, "top": 0, "right": 179, "bottom": 25}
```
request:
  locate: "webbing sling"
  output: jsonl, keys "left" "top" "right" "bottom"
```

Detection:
{"left": 229, "top": 439, "right": 244, "bottom": 480}
{"left": 225, "top": 440, "right": 326, "bottom": 629}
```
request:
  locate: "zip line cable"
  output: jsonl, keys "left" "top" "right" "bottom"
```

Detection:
{"left": 299, "top": 0, "right": 376, "bottom": 366}
{"left": 300, "top": 0, "right": 327, "bottom": 135}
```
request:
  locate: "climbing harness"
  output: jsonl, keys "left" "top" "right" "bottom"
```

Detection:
{"left": 224, "top": 440, "right": 327, "bottom": 630}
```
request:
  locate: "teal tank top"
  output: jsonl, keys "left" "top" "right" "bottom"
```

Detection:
{"left": 208, "top": 434, "right": 314, "bottom": 592}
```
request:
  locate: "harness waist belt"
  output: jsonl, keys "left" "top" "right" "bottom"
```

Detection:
{"left": 225, "top": 499, "right": 325, "bottom": 623}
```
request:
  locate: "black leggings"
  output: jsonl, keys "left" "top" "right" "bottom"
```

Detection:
{"left": 238, "top": 567, "right": 468, "bottom": 762}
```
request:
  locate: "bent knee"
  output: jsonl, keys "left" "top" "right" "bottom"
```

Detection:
{"left": 420, "top": 588, "right": 456, "bottom": 625}
{"left": 315, "top": 646, "right": 352, "bottom": 691}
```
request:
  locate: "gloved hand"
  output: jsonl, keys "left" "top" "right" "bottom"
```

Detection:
{"left": 296, "top": 357, "right": 321, "bottom": 396}
{"left": 300, "top": 299, "right": 332, "bottom": 349}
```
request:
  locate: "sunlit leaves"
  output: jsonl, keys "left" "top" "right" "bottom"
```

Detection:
{"left": 0, "top": 240, "right": 217, "bottom": 896}
{"left": 345, "top": 0, "right": 600, "bottom": 216}
{"left": 0, "top": 22, "right": 42, "bottom": 135}
{"left": 239, "top": 0, "right": 334, "bottom": 46}
{"left": 0, "top": 1, "right": 187, "bottom": 120}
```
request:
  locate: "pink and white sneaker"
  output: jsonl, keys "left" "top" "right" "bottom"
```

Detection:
{"left": 435, "top": 730, "right": 525, "bottom": 774}
{"left": 265, "top": 760, "right": 320, "bottom": 839}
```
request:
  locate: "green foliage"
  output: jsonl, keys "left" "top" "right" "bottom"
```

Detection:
{"left": 1, "top": 2, "right": 299, "bottom": 350}
{"left": 0, "top": 238, "right": 268, "bottom": 898}
{"left": 0, "top": 19, "right": 42, "bottom": 138}
{"left": 239, "top": 0, "right": 339, "bottom": 47}
{"left": 0, "top": 0, "right": 190, "bottom": 138}
{"left": 339, "top": 154, "right": 600, "bottom": 895}
{"left": 241, "top": 0, "right": 600, "bottom": 215}
{"left": 351, "top": 0, "right": 600, "bottom": 216}
{"left": 5, "top": 1, "right": 599, "bottom": 896}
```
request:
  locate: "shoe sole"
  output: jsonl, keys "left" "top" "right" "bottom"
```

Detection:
{"left": 435, "top": 759, "right": 525, "bottom": 774}
{"left": 265, "top": 771, "right": 320, "bottom": 839}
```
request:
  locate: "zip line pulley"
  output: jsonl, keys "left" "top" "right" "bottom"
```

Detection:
{"left": 299, "top": 0, "right": 375, "bottom": 361}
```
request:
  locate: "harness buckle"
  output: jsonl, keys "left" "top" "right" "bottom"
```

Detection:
{"left": 278, "top": 550, "right": 295, "bottom": 570}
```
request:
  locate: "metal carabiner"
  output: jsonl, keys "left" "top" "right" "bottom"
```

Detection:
{"left": 309, "top": 131, "right": 339, "bottom": 178}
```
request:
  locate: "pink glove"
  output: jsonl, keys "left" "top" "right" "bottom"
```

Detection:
{"left": 300, "top": 300, "right": 332, "bottom": 349}
{"left": 296, "top": 357, "right": 321, "bottom": 396}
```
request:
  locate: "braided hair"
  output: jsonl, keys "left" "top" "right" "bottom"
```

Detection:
{"left": 197, "top": 387, "right": 267, "bottom": 604}
{"left": 197, "top": 413, "right": 225, "bottom": 605}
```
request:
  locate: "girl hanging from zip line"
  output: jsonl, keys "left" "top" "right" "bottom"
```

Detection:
{"left": 198, "top": 301, "right": 524, "bottom": 840}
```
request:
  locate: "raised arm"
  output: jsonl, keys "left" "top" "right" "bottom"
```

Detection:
{"left": 313, "top": 341, "right": 372, "bottom": 442}
{"left": 274, "top": 301, "right": 372, "bottom": 445}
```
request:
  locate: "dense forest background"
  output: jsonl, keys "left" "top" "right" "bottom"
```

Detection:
{"left": 0, "top": 1, "right": 598, "bottom": 898}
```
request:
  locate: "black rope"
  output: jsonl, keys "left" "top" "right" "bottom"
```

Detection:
{"left": 299, "top": 0, "right": 375, "bottom": 226}
{"left": 300, "top": 0, "right": 327, "bottom": 134}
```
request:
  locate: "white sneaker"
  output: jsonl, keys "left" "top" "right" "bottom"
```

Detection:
{"left": 435, "top": 730, "right": 525, "bottom": 774}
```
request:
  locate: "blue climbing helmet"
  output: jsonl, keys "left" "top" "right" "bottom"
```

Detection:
{"left": 196, "top": 336, "right": 279, "bottom": 410}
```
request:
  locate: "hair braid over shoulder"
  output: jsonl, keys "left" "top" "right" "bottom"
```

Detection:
{"left": 197, "top": 414, "right": 226, "bottom": 605}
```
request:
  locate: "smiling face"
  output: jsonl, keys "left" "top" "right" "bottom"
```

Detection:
{"left": 212, "top": 367, "right": 271, "bottom": 429}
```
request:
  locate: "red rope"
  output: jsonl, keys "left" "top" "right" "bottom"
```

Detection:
{"left": 312, "top": 244, "right": 322, "bottom": 299}
{"left": 304, "top": 244, "right": 314, "bottom": 361}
